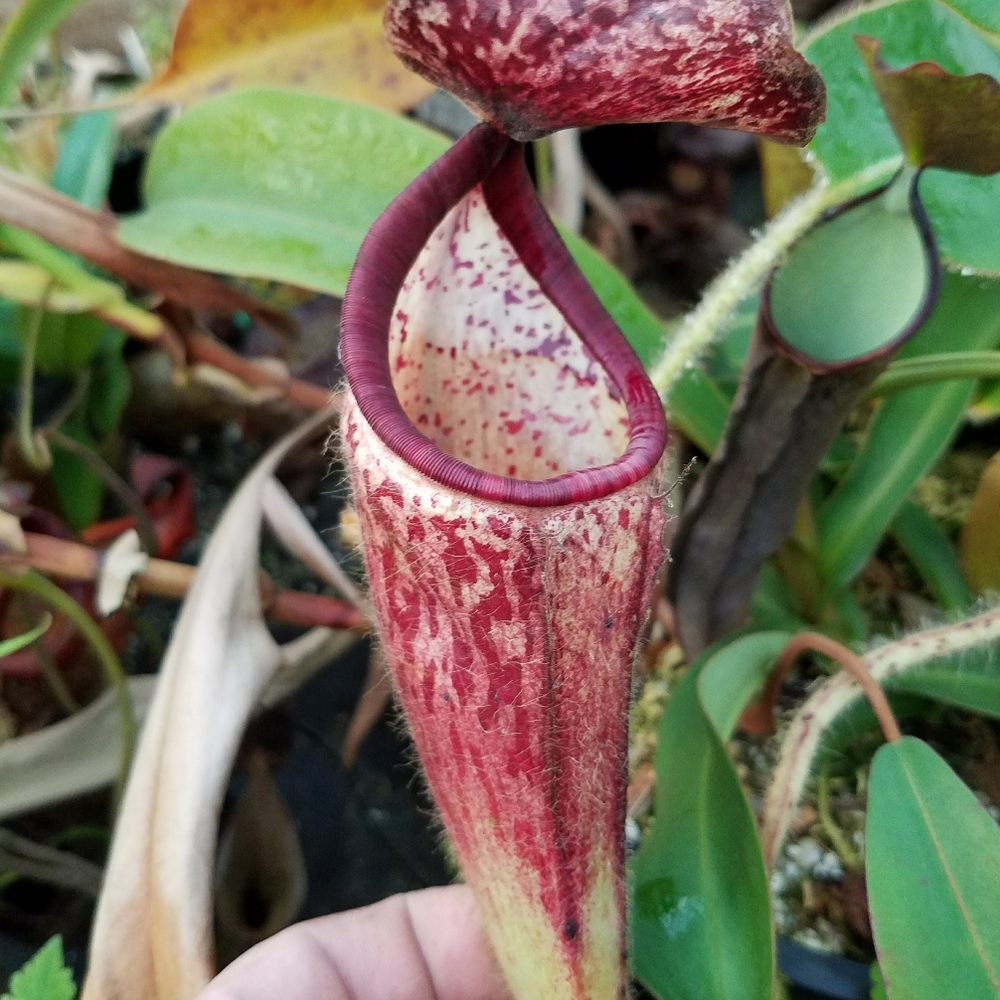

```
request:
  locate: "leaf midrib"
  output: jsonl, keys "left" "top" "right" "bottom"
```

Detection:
{"left": 899, "top": 749, "right": 1000, "bottom": 996}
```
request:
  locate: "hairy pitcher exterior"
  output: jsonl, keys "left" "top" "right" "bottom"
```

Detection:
{"left": 338, "top": 3, "right": 825, "bottom": 998}
{"left": 344, "top": 405, "right": 664, "bottom": 1000}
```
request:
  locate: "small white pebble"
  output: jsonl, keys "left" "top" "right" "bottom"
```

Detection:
{"left": 625, "top": 818, "right": 642, "bottom": 853}
{"left": 812, "top": 851, "right": 845, "bottom": 882}
{"left": 793, "top": 918, "right": 845, "bottom": 956}
{"left": 787, "top": 838, "right": 824, "bottom": 873}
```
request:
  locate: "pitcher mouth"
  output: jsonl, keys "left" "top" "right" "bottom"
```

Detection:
{"left": 340, "top": 123, "right": 667, "bottom": 508}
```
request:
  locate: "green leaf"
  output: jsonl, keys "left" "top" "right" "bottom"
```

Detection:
{"left": 16, "top": 309, "right": 107, "bottom": 377}
{"left": 817, "top": 272, "right": 1000, "bottom": 592}
{"left": 0, "top": 0, "right": 89, "bottom": 106}
{"left": 1, "top": 936, "right": 76, "bottom": 1000}
{"left": 749, "top": 563, "right": 808, "bottom": 633}
{"left": 665, "top": 365, "right": 730, "bottom": 455}
{"left": 52, "top": 112, "right": 116, "bottom": 210}
{"left": 50, "top": 417, "right": 103, "bottom": 530}
{"left": 867, "top": 737, "right": 1000, "bottom": 999}
{"left": 117, "top": 89, "right": 450, "bottom": 298}
{"left": 768, "top": 172, "right": 934, "bottom": 365}
{"left": 0, "top": 226, "right": 123, "bottom": 311}
{"left": 630, "top": 632, "right": 789, "bottom": 1000}
{"left": 871, "top": 964, "right": 889, "bottom": 1000}
{"left": 885, "top": 643, "right": 1000, "bottom": 718}
{"left": 0, "top": 613, "right": 50, "bottom": 658}
{"left": 890, "top": 499, "right": 971, "bottom": 611}
{"left": 86, "top": 330, "right": 129, "bottom": 437}
{"left": 562, "top": 228, "right": 664, "bottom": 367}
{"left": 803, "top": 0, "right": 1000, "bottom": 272}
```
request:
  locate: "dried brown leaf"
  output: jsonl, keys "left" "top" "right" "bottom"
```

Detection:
{"left": 83, "top": 408, "right": 336, "bottom": 1000}
{"left": 140, "top": 0, "right": 434, "bottom": 111}
{"left": 856, "top": 35, "right": 1000, "bottom": 175}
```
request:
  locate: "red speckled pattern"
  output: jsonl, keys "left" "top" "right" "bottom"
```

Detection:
{"left": 385, "top": 0, "right": 825, "bottom": 143}
{"left": 390, "top": 187, "right": 629, "bottom": 480}
{"left": 341, "top": 126, "right": 666, "bottom": 507}
{"left": 343, "top": 398, "right": 665, "bottom": 1000}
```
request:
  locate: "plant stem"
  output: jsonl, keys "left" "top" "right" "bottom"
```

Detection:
{"left": 533, "top": 137, "right": 552, "bottom": 199}
{"left": 867, "top": 351, "right": 1000, "bottom": 399}
{"left": 43, "top": 428, "right": 158, "bottom": 554}
{"left": 34, "top": 636, "right": 82, "bottom": 715}
{"left": 0, "top": 569, "right": 134, "bottom": 799}
{"left": 17, "top": 286, "right": 52, "bottom": 471}
{"left": 0, "top": 529, "right": 370, "bottom": 631}
{"left": 776, "top": 632, "right": 902, "bottom": 744}
{"left": 43, "top": 369, "right": 90, "bottom": 431}
{"left": 817, "top": 768, "right": 861, "bottom": 870}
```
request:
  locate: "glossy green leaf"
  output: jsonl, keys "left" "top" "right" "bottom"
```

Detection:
{"left": 630, "top": 632, "right": 789, "bottom": 1000}
{"left": 803, "top": 0, "right": 1000, "bottom": 272}
{"left": 0, "top": 935, "right": 76, "bottom": 1000}
{"left": 768, "top": 173, "right": 933, "bottom": 365}
{"left": 0, "top": 0, "right": 88, "bottom": 105}
{"left": 749, "top": 564, "right": 807, "bottom": 634}
{"left": 117, "top": 89, "right": 450, "bottom": 298}
{"left": 52, "top": 112, "right": 116, "bottom": 210}
{"left": 885, "top": 643, "right": 1000, "bottom": 718}
{"left": 0, "top": 613, "right": 50, "bottom": 659}
{"left": 867, "top": 737, "right": 1000, "bottom": 999}
{"left": 890, "top": 499, "right": 971, "bottom": 611}
{"left": 818, "top": 272, "right": 1000, "bottom": 592}
{"left": 699, "top": 631, "right": 791, "bottom": 737}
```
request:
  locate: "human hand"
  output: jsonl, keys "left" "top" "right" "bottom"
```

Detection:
{"left": 197, "top": 885, "right": 511, "bottom": 1000}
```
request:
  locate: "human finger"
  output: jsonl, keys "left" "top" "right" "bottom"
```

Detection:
{"left": 197, "top": 884, "right": 511, "bottom": 1000}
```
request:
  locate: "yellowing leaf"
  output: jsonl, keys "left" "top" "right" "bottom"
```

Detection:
{"left": 961, "top": 450, "right": 1000, "bottom": 592}
{"left": 139, "top": 0, "right": 435, "bottom": 111}
{"left": 0, "top": 259, "right": 163, "bottom": 339}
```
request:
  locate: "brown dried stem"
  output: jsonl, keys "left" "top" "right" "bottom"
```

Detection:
{"left": 0, "top": 165, "right": 293, "bottom": 334}
{"left": 184, "top": 331, "right": 336, "bottom": 412}
{"left": 0, "top": 531, "right": 368, "bottom": 631}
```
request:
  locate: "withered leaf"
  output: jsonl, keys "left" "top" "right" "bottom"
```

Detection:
{"left": 140, "top": 0, "right": 434, "bottom": 112}
{"left": 856, "top": 35, "right": 1000, "bottom": 175}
